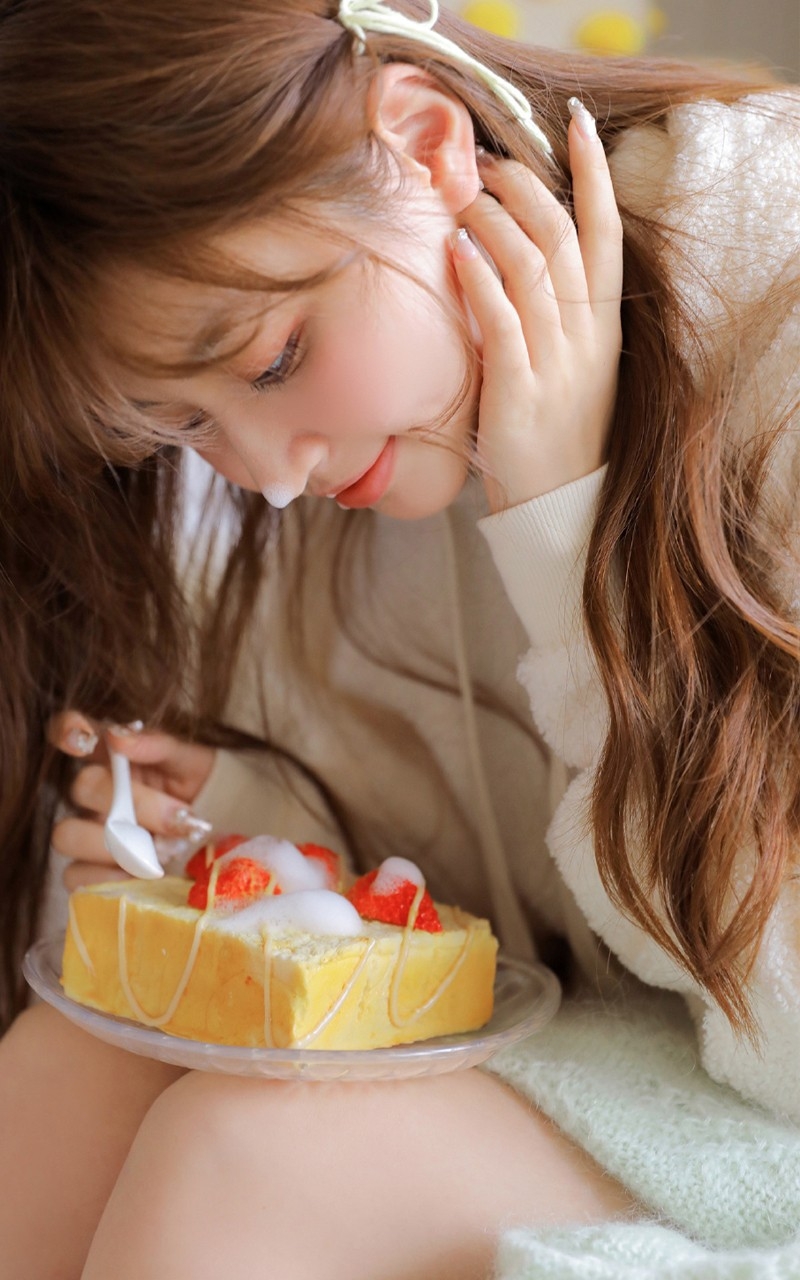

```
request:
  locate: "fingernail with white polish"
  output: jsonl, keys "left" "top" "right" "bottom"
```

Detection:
{"left": 167, "top": 810, "right": 213, "bottom": 839}
{"left": 154, "top": 836, "right": 192, "bottom": 864}
{"left": 64, "top": 727, "right": 99, "bottom": 756}
{"left": 109, "top": 720, "right": 145, "bottom": 736}
{"left": 156, "top": 821, "right": 212, "bottom": 864}
{"left": 451, "top": 228, "right": 480, "bottom": 261}
{"left": 567, "top": 97, "right": 597, "bottom": 140}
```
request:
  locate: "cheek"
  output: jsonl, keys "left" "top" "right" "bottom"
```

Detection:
{"left": 302, "top": 338, "right": 383, "bottom": 434}
{"left": 308, "top": 298, "right": 468, "bottom": 436}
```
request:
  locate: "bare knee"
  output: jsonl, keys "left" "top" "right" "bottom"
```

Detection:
{"left": 83, "top": 1069, "right": 634, "bottom": 1280}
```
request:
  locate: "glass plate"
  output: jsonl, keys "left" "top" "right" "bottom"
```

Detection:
{"left": 24, "top": 934, "right": 561, "bottom": 1081}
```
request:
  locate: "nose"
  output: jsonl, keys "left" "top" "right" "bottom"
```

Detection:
{"left": 220, "top": 420, "right": 329, "bottom": 508}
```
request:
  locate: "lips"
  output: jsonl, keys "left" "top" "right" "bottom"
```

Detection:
{"left": 330, "top": 438, "right": 396, "bottom": 509}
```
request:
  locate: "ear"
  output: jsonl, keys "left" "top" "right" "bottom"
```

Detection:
{"left": 369, "top": 63, "right": 480, "bottom": 213}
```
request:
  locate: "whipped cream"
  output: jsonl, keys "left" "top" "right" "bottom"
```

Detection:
{"left": 219, "top": 836, "right": 329, "bottom": 893}
{"left": 213, "top": 889, "right": 364, "bottom": 937}
{"left": 373, "top": 856, "right": 425, "bottom": 894}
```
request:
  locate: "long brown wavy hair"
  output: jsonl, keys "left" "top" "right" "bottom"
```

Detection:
{"left": 1, "top": 0, "right": 797, "bottom": 1035}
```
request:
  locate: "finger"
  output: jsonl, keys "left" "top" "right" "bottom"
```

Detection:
{"left": 63, "top": 861, "right": 131, "bottom": 893}
{"left": 451, "top": 229, "right": 533, "bottom": 381}
{"left": 455, "top": 208, "right": 560, "bottom": 373}
{"left": 51, "top": 816, "right": 115, "bottom": 865}
{"left": 567, "top": 99, "right": 624, "bottom": 316}
{"left": 106, "top": 724, "right": 213, "bottom": 796}
{"left": 48, "top": 711, "right": 104, "bottom": 761}
{"left": 478, "top": 156, "right": 591, "bottom": 318}
{"left": 458, "top": 199, "right": 562, "bottom": 368}
{"left": 69, "top": 763, "right": 212, "bottom": 840}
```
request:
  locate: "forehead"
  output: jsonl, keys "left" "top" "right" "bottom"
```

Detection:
{"left": 100, "top": 219, "right": 355, "bottom": 367}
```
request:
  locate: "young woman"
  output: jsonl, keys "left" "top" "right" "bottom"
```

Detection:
{"left": 1, "top": 0, "right": 798, "bottom": 1275}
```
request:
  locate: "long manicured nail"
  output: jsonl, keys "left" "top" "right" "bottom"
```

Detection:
{"left": 109, "top": 720, "right": 145, "bottom": 736}
{"left": 451, "top": 228, "right": 480, "bottom": 261}
{"left": 154, "top": 836, "right": 191, "bottom": 864}
{"left": 166, "top": 808, "right": 213, "bottom": 839}
{"left": 64, "top": 727, "right": 99, "bottom": 756}
{"left": 155, "top": 822, "right": 212, "bottom": 864}
{"left": 567, "top": 97, "right": 597, "bottom": 140}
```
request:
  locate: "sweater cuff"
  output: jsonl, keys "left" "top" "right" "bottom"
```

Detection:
{"left": 478, "top": 468, "right": 606, "bottom": 649}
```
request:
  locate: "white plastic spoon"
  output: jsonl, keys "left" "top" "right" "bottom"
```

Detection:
{"left": 104, "top": 748, "right": 164, "bottom": 879}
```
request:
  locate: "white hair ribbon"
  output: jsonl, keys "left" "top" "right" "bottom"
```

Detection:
{"left": 337, "top": 0, "right": 552, "bottom": 156}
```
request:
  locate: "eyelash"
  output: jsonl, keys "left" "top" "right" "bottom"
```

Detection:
{"left": 134, "top": 403, "right": 213, "bottom": 441}
{"left": 250, "top": 329, "right": 305, "bottom": 393}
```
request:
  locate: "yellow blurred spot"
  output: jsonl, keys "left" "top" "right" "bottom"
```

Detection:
{"left": 647, "top": 6, "right": 668, "bottom": 39}
{"left": 575, "top": 11, "right": 647, "bottom": 56}
{"left": 461, "top": 0, "right": 520, "bottom": 40}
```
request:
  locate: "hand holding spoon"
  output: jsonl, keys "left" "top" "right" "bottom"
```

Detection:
{"left": 104, "top": 748, "right": 164, "bottom": 879}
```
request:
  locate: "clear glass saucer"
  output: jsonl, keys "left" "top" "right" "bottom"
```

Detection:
{"left": 24, "top": 934, "right": 561, "bottom": 1082}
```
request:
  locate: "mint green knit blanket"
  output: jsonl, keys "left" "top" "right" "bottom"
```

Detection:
{"left": 485, "top": 988, "right": 800, "bottom": 1278}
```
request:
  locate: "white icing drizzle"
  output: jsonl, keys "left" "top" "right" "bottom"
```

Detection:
{"left": 294, "top": 940, "right": 377, "bottom": 1048}
{"left": 117, "top": 895, "right": 208, "bottom": 1028}
{"left": 205, "top": 855, "right": 224, "bottom": 909}
{"left": 388, "top": 885, "right": 476, "bottom": 1028}
{"left": 263, "top": 941, "right": 274, "bottom": 1049}
{"left": 68, "top": 898, "right": 95, "bottom": 976}
{"left": 403, "top": 923, "right": 476, "bottom": 1022}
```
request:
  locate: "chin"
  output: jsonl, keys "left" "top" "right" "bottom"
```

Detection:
{"left": 376, "top": 438, "right": 471, "bottom": 521}
{"left": 378, "top": 468, "right": 469, "bottom": 521}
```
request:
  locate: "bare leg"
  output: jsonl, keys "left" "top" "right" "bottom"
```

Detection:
{"left": 0, "top": 1003, "right": 185, "bottom": 1280}
{"left": 82, "top": 1067, "right": 636, "bottom": 1280}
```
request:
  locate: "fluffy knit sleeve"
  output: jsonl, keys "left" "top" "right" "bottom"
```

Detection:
{"left": 485, "top": 988, "right": 800, "bottom": 1278}
{"left": 479, "top": 91, "right": 800, "bottom": 1121}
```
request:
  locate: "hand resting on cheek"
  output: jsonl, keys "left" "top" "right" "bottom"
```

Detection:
{"left": 453, "top": 102, "right": 623, "bottom": 513}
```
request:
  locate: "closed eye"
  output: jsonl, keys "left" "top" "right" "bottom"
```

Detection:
{"left": 251, "top": 329, "right": 305, "bottom": 392}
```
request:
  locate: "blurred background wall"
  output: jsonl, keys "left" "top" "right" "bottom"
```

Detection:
{"left": 449, "top": 0, "right": 799, "bottom": 81}
{"left": 655, "top": 0, "right": 798, "bottom": 81}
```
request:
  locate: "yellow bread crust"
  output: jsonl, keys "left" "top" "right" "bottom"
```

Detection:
{"left": 61, "top": 877, "right": 498, "bottom": 1049}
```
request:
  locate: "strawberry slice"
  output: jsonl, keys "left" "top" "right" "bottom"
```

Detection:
{"left": 296, "top": 842, "right": 342, "bottom": 889}
{"left": 185, "top": 834, "right": 249, "bottom": 881}
{"left": 187, "top": 856, "right": 276, "bottom": 910}
{"left": 346, "top": 869, "right": 442, "bottom": 933}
